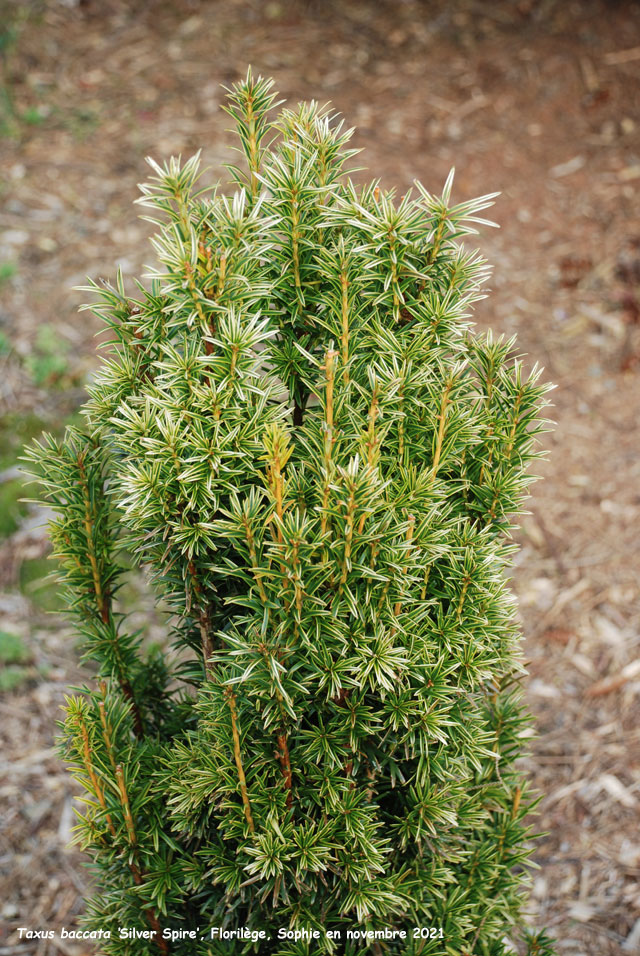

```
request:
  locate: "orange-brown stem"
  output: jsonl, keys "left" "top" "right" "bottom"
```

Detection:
{"left": 340, "top": 484, "right": 357, "bottom": 587}
{"left": 184, "top": 260, "right": 207, "bottom": 326}
{"left": 290, "top": 188, "right": 302, "bottom": 294}
{"left": 391, "top": 515, "right": 415, "bottom": 636}
{"left": 115, "top": 764, "right": 137, "bottom": 848}
{"left": 429, "top": 382, "right": 453, "bottom": 483}
{"left": 78, "top": 455, "right": 108, "bottom": 625}
{"left": 187, "top": 560, "right": 215, "bottom": 679}
{"left": 419, "top": 564, "right": 431, "bottom": 602}
{"left": 245, "top": 92, "right": 260, "bottom": 201}
{"left": 116, "top": 764, "right": 169, "bottom": 953}
{"left": 226, "top": 688, "right": 256, "bottom": 833}
{"left": 79, "top": 715, "right": 167, "bottom": 952}
{"left": 456, "top": 573, "right": 471, "bottom": 620}
{"left": 98, "top": 698, "right": 117, "bottom": 775}
{"left": 505, "top": 389, "right": 524, "bottom": 458}
{"left": 276, "top": 733, "right": 293, "bottom": 809}
{"left": 340, "top": 268, "right": 350, "bottom": 378}
{"left": 79, "top": 717, "right": 116, "bottom": 837}
{"left": 428, "top": 213, "right": 447, "bottom": 264}
{"left": 243, "top": 518, "right": 269, "bottom": 604}
{"left": 398, "top": 384, "right": 405, "bottom": 459}
{"left": 321, "top": 350, "right": 338, "bottom": 537}
{"left": 511, "top": 785, "right": 522, "bottom": 819}
{"left": 292, "top": 540, "right": 303, "bottom": 614}
{"left": 199, "top": 609, "right": 215, "bottom": 680}
{"left": 366, "top": 386, "right": 379, "bottom": 467}
{"left": 77, "top": 457, "right": 144, "bottom": 738}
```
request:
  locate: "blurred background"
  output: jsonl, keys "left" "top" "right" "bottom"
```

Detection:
{"left": 0, "top": 1, "right": 639, "bottom": 953}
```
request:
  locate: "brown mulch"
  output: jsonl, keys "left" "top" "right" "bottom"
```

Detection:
{"left": 1, "top": 1, "right": 639, "bottom": 953}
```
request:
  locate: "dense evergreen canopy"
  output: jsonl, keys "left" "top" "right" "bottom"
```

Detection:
{"left": 26, "top": 70, "right": 554, "bottom": 956}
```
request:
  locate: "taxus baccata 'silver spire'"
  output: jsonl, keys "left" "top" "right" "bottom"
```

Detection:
{"left": 25, "top": 67, "right": 554, "bottom": 956}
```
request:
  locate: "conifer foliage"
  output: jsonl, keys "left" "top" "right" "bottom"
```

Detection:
{"left": 26, "top": 70, "right": 554, "bottom": 956}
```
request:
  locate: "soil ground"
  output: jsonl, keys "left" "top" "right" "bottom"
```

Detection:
{"left": 1, "top": 1, "right": 639, "bottom": 954}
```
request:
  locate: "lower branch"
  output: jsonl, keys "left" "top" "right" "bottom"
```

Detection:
{"left": 199, "top": 609, "right": 215, "bottom": 680}
{"left": 276, "top": 732, "right": 293, "bottom": 809}
{"left": 226, "top": 688, "right": 256, "bottom": 833}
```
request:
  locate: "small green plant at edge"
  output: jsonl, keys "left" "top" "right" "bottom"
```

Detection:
{"left": 25, "top": 324, "right": 72, "bottom": 388}
{"left": 25, "top": 69, "right": 554, "bottom": 955}
{"left": 0, "top": 630, "right": 32, "bottom": 693}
